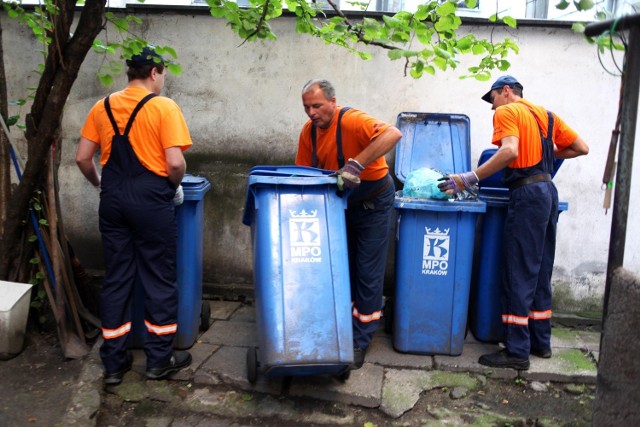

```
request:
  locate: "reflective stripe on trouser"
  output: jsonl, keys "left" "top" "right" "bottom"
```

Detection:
{"left": 346, "top": 176, "right": 395, "bottom": 350}
{"left": 99, "top": 172, "right": 178, "bottom": 373}
{"left": 501, "top": 181, "right": 558, "bottom": 359}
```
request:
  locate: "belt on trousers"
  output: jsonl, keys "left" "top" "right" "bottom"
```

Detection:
{"left": 508, "top": 173, "right": 552, "bottom": 191}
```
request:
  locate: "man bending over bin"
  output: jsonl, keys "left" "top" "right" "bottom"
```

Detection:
{"left": 295, "top": 79, "right": 402, "bottom": 369}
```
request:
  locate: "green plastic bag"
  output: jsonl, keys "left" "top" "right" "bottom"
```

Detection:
{"left": 402, "top": 168, "right": 451, "bottom": 200}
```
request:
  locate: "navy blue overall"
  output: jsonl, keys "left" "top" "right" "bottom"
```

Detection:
{"left": 311, "top": 108, "right": 395, "bottom": 350}
{"left": 501, "top": 109, "right": 558, "bottom": 359}
{"left": 99, "top": 94, "right": 179, "bottom": 373}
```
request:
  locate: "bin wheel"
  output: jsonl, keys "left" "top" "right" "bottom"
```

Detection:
{"left": 247, "top": 347, "right": 258, "bottom": 384}
{"left": 383, "top": 300, "right": 393, "bottom": 335}
{"left": 200, "top": 301, "right": 211, "bottom": 332}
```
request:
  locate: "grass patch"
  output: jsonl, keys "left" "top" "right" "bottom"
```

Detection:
{"left": 558, "top": 349, "right": 596, "bottom": 371}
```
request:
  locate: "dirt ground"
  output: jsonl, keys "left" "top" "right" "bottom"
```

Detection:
{"left": 0, "top": 328, "right": 83, "bottom": 427}
{"left": 1, "top": 325, "right": 595, "bottom": 427}
{"left": 96, "top": 377, "right": 595, "bottom": 426}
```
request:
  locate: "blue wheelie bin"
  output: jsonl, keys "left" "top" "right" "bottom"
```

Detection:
{"left": 242, "top": 166, "right": 353, "bottom": 383}
{"left": 469, "top": 149, "right": 567, "bottom": 343}
{"left": 127, "top": 174, "right": 212, "bottom": 349}
{"left": 390, "top": 113, "right": 486, "bottom": 356}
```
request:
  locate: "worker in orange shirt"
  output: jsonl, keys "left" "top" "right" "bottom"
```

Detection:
{"left": 76, "top": 46, "right": 193, "bottom": 385}
{"left": 439, "top": 76, "right": 589, "bottom": 370}
{"left": 296, "top": 79, "right": 402, "bottom": 369}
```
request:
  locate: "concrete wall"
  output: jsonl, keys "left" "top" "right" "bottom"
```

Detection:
{"left": 3, "top": 10, "right": 638, "bottom": 310}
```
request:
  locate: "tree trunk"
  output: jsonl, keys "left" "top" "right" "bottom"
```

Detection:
{"left": 0, "top": 20, "right": 11, "bottom": 240}
{"left": 0, "top": 0, "right": 105, "bottom": 281}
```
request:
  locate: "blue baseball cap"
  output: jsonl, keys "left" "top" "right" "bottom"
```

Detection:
{"left": 481, "top": 75, "right": 523, "bottom": 103}
{"left": 126, "top": 46, "right": 166, "bottom": 67}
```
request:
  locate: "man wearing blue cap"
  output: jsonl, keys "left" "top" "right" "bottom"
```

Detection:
{"left": 439, "top": 75, "right": 589, "bottom": 370}
{"left": 76, "top": 46, "right": 193, "bottom": 384}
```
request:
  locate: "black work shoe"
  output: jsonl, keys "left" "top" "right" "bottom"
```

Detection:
{"left": 479, "top": 349, "right": 530, "bottom": 370}
{"left": 104, "top": 351, "right": 133, "bottom": 386}
{"left": 531, "top": 348, "right": 552, "bottom": 359}
{"left": 352, "top": 347, "right": 366, "bottom": 370}
{"left": 146, "top": 351, "right": 192, "bottom": 380}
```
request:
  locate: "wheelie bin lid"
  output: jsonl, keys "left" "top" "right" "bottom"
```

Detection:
{"left": 181, "top": 174, "right": 212, "bottom": 201}
{"left": 477, "top": 148, "right": 564, "bottom": 189}
{"left": 242, "top": 165, "right": 338, "bottom": 226}
{"left": 394, "top": 112, "right": 472, "bottom": 183}
{"left": 393, "top": 112, "right": 485, "bottom": 212}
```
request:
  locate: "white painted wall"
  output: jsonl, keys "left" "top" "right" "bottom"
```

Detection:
{"left": 2, "top": 11, "right": 637, "bottom": 307}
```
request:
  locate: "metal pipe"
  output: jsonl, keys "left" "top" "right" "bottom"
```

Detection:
{"left": 602, "top": 24, "right": 640, "bottom": 319}
{"left": 584, "top": 13, "right": 640, "bottom": 37}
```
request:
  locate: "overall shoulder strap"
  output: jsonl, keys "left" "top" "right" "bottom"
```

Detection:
{"left": 104, "top": 96, "right": 120, "bottom": 136}
{"left": 335, "top": 107, "right": 351, "bottom": 169}
{"left": 103, "top": 93, "right": 157, "bottom": 137}
{"left": 311, "top": 106, "right": 352, "bottom": 169}
{"left": 123, "top": 93, "right": 157, "bottom": 136}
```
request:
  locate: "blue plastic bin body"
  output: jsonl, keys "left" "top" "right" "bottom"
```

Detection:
{"left": 392, "top": 113, "right": 486, "bottom": 355}
{"left": 243, "top": 166, "right": 353, "bottom": 378}
{"left": 469, "top": 149, "right": 567, "bottom": 343}
{"left": 127, "top": 174, "right": 211, "bottom": 349}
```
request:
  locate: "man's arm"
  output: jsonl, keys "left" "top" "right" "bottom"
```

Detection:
{"left": 475, "top": 136, "right": 519, "bottom": 180}
{"left": 555, "top": 135, "right": 589, "bottom": 159}
{"left": 165, "top": 146, "right": 186, "bottom": 188}
{"left": 75, "top": 136, "right": 101, "bottom": 187}
{"left": 351, "top": 126, "right": 402, "bottom": 167}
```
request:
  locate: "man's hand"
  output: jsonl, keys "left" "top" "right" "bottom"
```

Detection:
{"left": 337, "top": 158, "right": 364, "bottom": 190}
{"left": 437, "top": 171, "right": 479, "bottom": 195}
{"left": 173, "top": 184, "right": 184, "bottom": 206}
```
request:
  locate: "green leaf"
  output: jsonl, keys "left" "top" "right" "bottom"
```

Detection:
{"left": 436, "top": 1, "right": 456, "bottom": 16}
{"left": 489, "top": 13, "right": 498, "bottom": 22}
{"left": 572, "top": 22, "right": 585, "bottom": 33}
{"left": 434, "top": 56, "right": 448, "bottom": 70}
{"left": 497, "top": 59, "right": 510, "bottom": 71}
{"left": 556, "top": 0, "right": 570, "bottom": 10}
{"left": 167, "top": 63, "right": 183, "bottom": 75}
{"left": 465, "top": 0, "right": 477, "bottom": 8}
{"left": 503, "top": 16, "right": 517, "bottom": 29}
{"left": 98, "top": 74, "right": 114, "bottom": 86}
{"left": 471, "top": 43, "right": 487, "bottom": 55}
{"left": 575, "top": 0, "right": 595, "bottom": 11}
{"left": 29, "top": 258, "right": 40, "bottom": 265}
{"left": 6, "top": 115, "right": 19, "bottom": 126}
{"left": 388, "top": 49, "right": 404, "bottom": 60}
{"left": 424, "top": 64, "right": 436, "bottom": 76}
{"left": 28, "top": 235, "right": 38, "bottom": 243}
{"left": 435, "top": 14, "right": 456, "bottom": 32}
{"left": 456, "top": 36, "right": 473, "bottom": 51}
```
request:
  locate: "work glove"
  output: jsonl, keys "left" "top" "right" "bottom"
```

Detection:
{"left": 337, "top": 158, "right": 365, "bottom": 191}
{"left": 437, "top": 171, "right": 479, "bottom": 196}
{"left": 173, "top": 184, "right": 184, "bottom": 206}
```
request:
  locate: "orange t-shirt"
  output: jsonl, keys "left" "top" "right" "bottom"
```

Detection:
{"left": 296, "top": 107, "right": 391, "bottom": 181}
{"left": 80, "top": 86, "right": 192, "bottom": 177}
{"left": 491, "top": 99, "right": 578, "bottom": 169}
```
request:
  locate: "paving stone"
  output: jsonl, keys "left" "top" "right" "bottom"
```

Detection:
{"left": 523, "top": 347, "right": 597, "bottom": 383}
{"left": 209, "top": 301, "right": 242, "bottom": 320}
{"left": 435, "top": 342, "right": 518, "bottom": 380}
{"left": 380, "top": 369, "right": 435, "bottom": 418}
{"left": 367, "top": 335, "right": 433, "bottom": 369}
{"left": 197, "top": 345, "right": 282, "bottom": 395}
{"left": 199, "top": 320, "right": 257, "bottom": 347}
{"left": 172, "top": 342, "right": 220, "bottom": 381}
{"left": 229, "top": 304, "right": 256, "bottom": 322}
{"left": 289, "top": 363, "right": 384, "bottom": 408}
